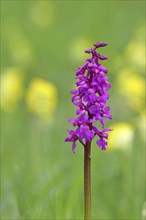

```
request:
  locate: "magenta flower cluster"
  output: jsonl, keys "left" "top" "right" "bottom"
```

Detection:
{"left": 65, "top": 42, "right": 112, "bottom": 152}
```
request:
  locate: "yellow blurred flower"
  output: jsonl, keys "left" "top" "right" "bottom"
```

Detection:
{"left": 26, "top": 78, "right": 57, "bottom": 120}
{"left": 108, "top": 123, "right": 134, "bottom": 152}
{"left": 3, "top": 19, "right": 33, "bottom": 64}
{"left": 125, "top": 40, "right": 145, "bottom": 71}
{"left": 125, "top": 24, "right": 145, "bottom": 71}
{"left": 8, "top": 34, "right": 33, "bottom": 64}
{"left": 30, "top": 1, "right": 54, "bottom": 28}
{"left": 117, "top": 69, "right": 145, "bottom": 112}
{"left": 0, "top": 68, "right": 24, "bottom": 112}
{"left": 70, "top": 37, "right": 91, "bottom": 62}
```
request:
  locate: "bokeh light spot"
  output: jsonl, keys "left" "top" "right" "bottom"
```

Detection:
{"left": 108, "top": 123, "right": 134, "bottom": 152}
{"left": 26, "top": 78, "right": 57, "bottom": 121}
{"left": 0, "top": 68, "right": 24, "bottom": 112}
{"left": 30, "top": 1, "right": 55, "bottom": 28}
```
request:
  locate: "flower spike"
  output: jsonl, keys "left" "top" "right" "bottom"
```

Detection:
{"left": 65, "top": 42, "right": 112, "bottom": 152}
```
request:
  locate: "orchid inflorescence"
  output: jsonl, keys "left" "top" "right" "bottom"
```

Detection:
{"left": 65, "top": 42, "right": 112, "bottom": 152}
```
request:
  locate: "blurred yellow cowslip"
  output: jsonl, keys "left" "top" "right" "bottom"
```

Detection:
{"left": 107, "top": 123, "right": 134, "bottom": 152}
{"left": 3, "top": 18, "right": 33, "bottom": 64}
{"left": 125, "top": 40, "right": 145, "bottom": 71}
{"left": 125, "top": 24, "right": 145, "bottom": 71}
{"left": 69, "top": 37, "right": 91, "bottom": 62}
{"left": 8, "top": 34, "right": 33, "bottom": 64}
{"left": 30, "top": 1, "right": 54, "bottom": 28}
{"left": 117, "top": 68, "right": 145, "bottom": 112}
{"left": 6, "top": 27, "right": 33, "bottom": 64}
{"left": 26, "top": 78, "right": 57, "bottom": 120}
{"left": 0, "top": 68, "right": 24, "bottom": 112}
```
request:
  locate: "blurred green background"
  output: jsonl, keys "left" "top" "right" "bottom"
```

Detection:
{"left": 1, "top": 1, "right": 145, "bottom": 219}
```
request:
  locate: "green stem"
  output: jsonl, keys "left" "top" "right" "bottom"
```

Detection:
{"left": 84, "top": 142, "right": 91, "bottom": 220}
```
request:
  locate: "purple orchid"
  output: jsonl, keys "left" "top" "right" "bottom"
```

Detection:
{"left": 65, "top": 42, "right": 112, "bottom": 152}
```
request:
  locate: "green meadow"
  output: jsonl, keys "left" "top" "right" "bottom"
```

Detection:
{"left": 1, "top": 1, "right": 145, "bottom": 219}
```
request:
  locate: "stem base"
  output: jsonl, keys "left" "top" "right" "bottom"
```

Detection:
{"left": 84, "top": 142, "right": 91, "bottom": 220}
